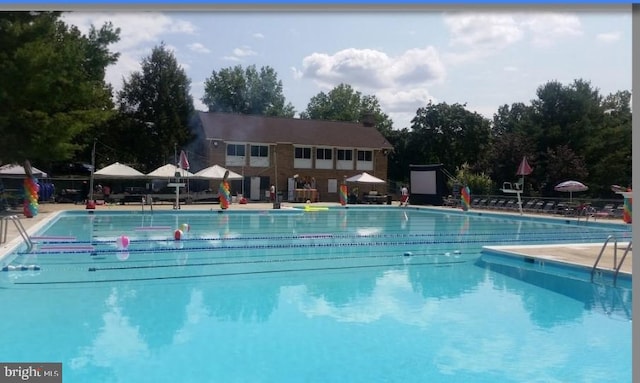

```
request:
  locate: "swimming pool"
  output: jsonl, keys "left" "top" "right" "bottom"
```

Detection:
{"left": 0, "top": 207, "right": 632, "bottom": 382}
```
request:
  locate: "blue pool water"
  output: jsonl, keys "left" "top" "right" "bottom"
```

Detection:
{"left": 0, "top": 207, "right": 632, "bottom": 382}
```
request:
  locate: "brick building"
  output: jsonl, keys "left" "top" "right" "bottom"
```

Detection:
{"left": 194, "top": 112, "right": 393, "bottom": 202}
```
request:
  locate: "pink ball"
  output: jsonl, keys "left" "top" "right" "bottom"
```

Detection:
{"left": 117, "top": 235, "right": 130, "bottom": 249}
{"left": 174, "top": 229, "right": 183, "bottom": 241}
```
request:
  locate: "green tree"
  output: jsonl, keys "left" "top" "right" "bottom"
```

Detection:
{"left": 408, "top": 101, "right": 491, "bottom": 176}
{"left": 202, "top": 64, "right": 295, "bottom": 117}
{"left": 300, "top": 83, "right": 394, "bottom": 135}
{"left": 488, "top": 103, "right": 537, "bottom": 193}
{"left": 115, "top": 43, "right": 195, "bottom": 171}
{"left": 0, "top": 11, "right": 120, "bottom": 165}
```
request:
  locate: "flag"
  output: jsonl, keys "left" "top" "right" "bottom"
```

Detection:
{"left": 179, "top": 150, "right": 190, "bottom": 170}
{"left": 516, "top": 156, "right": 532, "bottom": 176}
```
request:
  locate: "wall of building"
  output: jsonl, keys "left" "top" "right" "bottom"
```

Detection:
{"left": 207, "top": 140, "right": 390, "bottom": 202}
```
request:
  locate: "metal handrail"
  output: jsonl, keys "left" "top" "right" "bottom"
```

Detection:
{"left": 591, "top": 235, "right": 617, "bottom": 281}
{"left": 613, "top": 241, "right": 632, "bottom": 286}
{"left": 0, "top": 215, "right": 33, "bottom": 251}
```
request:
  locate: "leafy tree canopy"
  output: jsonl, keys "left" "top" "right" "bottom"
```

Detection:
{"left": 0, "top": 11, "right": 120, "bottom": 166}
{"left": 202, "top": 64, "right": 295, "bottom": 118}
{"left": 115, "top": 43, "right": 195, "bottom": 171}
{"left": 300, "top": 83, "right": 394, "bottom": 135}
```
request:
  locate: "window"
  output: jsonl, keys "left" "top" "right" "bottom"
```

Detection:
{"left": 250, "top": 145, "right": 269, "bottom": 157}
{"left": 226, "top": 143, "right": 246, "bottom": 167}
{"left": 294, "top": 146, "right": 312, "bottom": 169}
{"left": 316, "top": 148, "right": 332, "bottom": 160}
{"left": 356, "top": 149, "right": 373, "bottom": 171}
{"left": 295, "top": 147, "right": 311, "bottom": 159}
{"left": 227, "top": 144, "right": 245, "bottom": 157}
{"left": 316, "top": 147, "right": 333, "bottom": 170}
{"left": 357, "top": 150, "right": 372, "bottom": 162}
{"left": 249, "top": 144, "right": 269, "bottom": 167}
{"left": 337, "top": 149, "right": 352, "bottom": 161}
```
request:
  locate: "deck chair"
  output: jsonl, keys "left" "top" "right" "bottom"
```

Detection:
{"left": 487, "top": 199, "right": 498, "bottom": 209}
{"left": 477, "top": 199, "right": 488, "bottom": 208}
{"left": 542, "top": 201, "right": 556, "bottom": 213}
{"left": 523, "top": 199, "right": 537, "bottom": 212}
{"left": 532, "top": 200, "right": 545, "bottom": 213}
{"left": 593, "top": 204, "right": 615, "bottom": 219}
{"left": 504, "top": 199, "right": 516, "bottom": 211}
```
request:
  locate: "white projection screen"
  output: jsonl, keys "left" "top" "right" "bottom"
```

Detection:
{"left": 410, "top": 170, "right": 437, "bottom": 194}
{"left": 409, "top": 164, "right": 447, "bottom": 205}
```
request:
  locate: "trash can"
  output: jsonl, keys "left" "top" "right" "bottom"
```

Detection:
{"left": 273, "top": 192, "right": 283, "bottom": 209}
{"left": 386, "top": 195, "right": 392, "bottom": 205}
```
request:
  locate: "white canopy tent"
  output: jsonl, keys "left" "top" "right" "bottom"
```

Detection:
{"left": 345, "top": 172, "right": 386, "bottom": 184}
{"left": 194, "top": 165, "right": 243, "bottom": 180}
{"left": 94, "top": 162, "right": 146, "bottom": 179}
{"left": 146, "top": 164, "right": 195, "bottom": 179}
{"left": 0, "top": 163, "right": 48, "bottom": 178}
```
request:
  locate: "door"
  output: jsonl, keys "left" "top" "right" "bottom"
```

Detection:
{"left": 250, "top": 177, "right": 261, "bottom": 200}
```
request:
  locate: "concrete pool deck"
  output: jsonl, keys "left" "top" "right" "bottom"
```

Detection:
{"left": 1, "top": 201, "right": 632, "bottom": 276}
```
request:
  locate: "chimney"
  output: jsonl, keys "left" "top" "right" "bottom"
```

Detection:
{"left": 361, "top": 111, "right": 375, "bottom": 127}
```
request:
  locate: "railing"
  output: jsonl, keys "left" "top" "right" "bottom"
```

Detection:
{"left": 0, "top": 215, "right": 33, "bottom": 251}
{"left": 591, "top": 235, "right": 632, "bottom": 286}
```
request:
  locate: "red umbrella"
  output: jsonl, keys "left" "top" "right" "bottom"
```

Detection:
{"left": 516, "top": 156, "right": 533, "bottom": 176}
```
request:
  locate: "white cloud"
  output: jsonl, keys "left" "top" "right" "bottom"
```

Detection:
{"left": 596, "top": 31, "right": 621, "bottom": 43}
{"left": 61, "top": 12, "right": 197, "bottom": 93}
{"left": 223, "top": 56, "right": 241, "bottom": 62}
{"left": 233, "top": 46, "right": 257, "bottom": 57}
{"left": 188, "top": 42, "right": 211, "bottom": 54}
{"left": 252, "top": 32, "right": 265, "bottom": 39}
{"left": 298, "top": 46, "right": 444, "bottom": 129}
{"left": 300, "top": 47, "right": 445, "bottom": 89}
{"left": 444, "top": 13, "right": 523, "bottom": 50}
{"left": 523, "top": 14, "right": 583, "bottom": 47}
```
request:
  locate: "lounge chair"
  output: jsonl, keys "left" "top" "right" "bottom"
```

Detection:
{"left": 504, "top": 199, "right": 516, "bottom": 211}
{"left": 523, "top": 199, "right": 537, "bottom": 212}
{"left": 542, "top": 201, "right": 556, "bottom": 214}
{"left": 487, "top": 199, "right": 498, "bottom": 209}
{"left": 477, "top": 198, "right": 488, "bottom": 208}
{"left": 593, "top": 204, "right": 615, "bottom": 219}
{"left": 495, "top": 199, "right": 506, "bottom": 209}
{"left": 532, "top": 200, "right": 545, "bottom": 213}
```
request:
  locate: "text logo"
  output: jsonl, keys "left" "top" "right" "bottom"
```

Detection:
{"left": 0, "top": 363, "right": 61, "bottom": 383}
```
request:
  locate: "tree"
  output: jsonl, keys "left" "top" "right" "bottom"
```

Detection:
{"left": 0, "top": 12, "right": 120, "bottom": 165}
{"left": 115, "top": 43, "right": 195, "bottom": 171}
{"left": 300, "top": 84, "right": 394, "bottom": 135}
{"left": 408, "top": 101, "right": 491, "bottom": 176}
{"left": 202, "top": 65, "right": 295, "bottom": 117}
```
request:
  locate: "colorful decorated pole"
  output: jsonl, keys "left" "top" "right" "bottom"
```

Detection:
{"left": 611, "top": 185, "right": 632, "bottom": 224}
{"left": 460, "top": 186, "right": 471, "bottom": 212}
{"left": 623, "top": 196, "right": 632, "bottom": 224}
{"left": 339, "top": 184, "right": 348, "bottom": 206}
{"left": 219, "top": 170, "right": 231, "bottom": 210}
{"left": 22, "top": 160, "right": 40, "bottom": 218}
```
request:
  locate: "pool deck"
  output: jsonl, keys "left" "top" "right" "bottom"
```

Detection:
{"left": 1, "top": 201, "right": 633, "bottom": 276}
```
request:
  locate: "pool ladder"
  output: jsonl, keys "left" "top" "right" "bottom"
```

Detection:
{"left": 591, "top": 235, "right": 632, "bottom": 286}
{"left": 0, "top": 215, "right": 33, "bottom": 251}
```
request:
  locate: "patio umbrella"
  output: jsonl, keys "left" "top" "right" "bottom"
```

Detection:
{"left": 554, "top": 180, "right": 588, "bottom": 203}
{"left": 193, "top": 165, "right": 243, "bottom": 180}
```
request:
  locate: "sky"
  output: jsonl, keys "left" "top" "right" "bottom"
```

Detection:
{"left": 61, "top": 9, "right": 632, "bottom": 130}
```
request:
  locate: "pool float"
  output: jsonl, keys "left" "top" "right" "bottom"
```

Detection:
{"left": 304, "top": 205, "right": 328, "bottom": 212}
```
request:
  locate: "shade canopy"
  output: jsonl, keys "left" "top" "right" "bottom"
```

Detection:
{"left": 516, "top": 156, "right": 533, "bottom": 176}
{"left": 0, "top": 163, "right": 48, "bottom": 178}
{"left": 345, "top": 172, "right": 386, "bottom": 184}
{"left": 193, "top": 165, "right": 243, "bottom": 180}
{"left": 94, "top": 162, "right": 146, "bottom": 179}
{"left": 146, "top": 164, "right": 195, "bottom": 178}
{"left": 554, "top": 180, "right": 588, "bottom": 202}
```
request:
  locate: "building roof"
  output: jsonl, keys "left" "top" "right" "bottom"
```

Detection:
{"left": 197, "top": 111, "right": 393, "bottom": 149}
